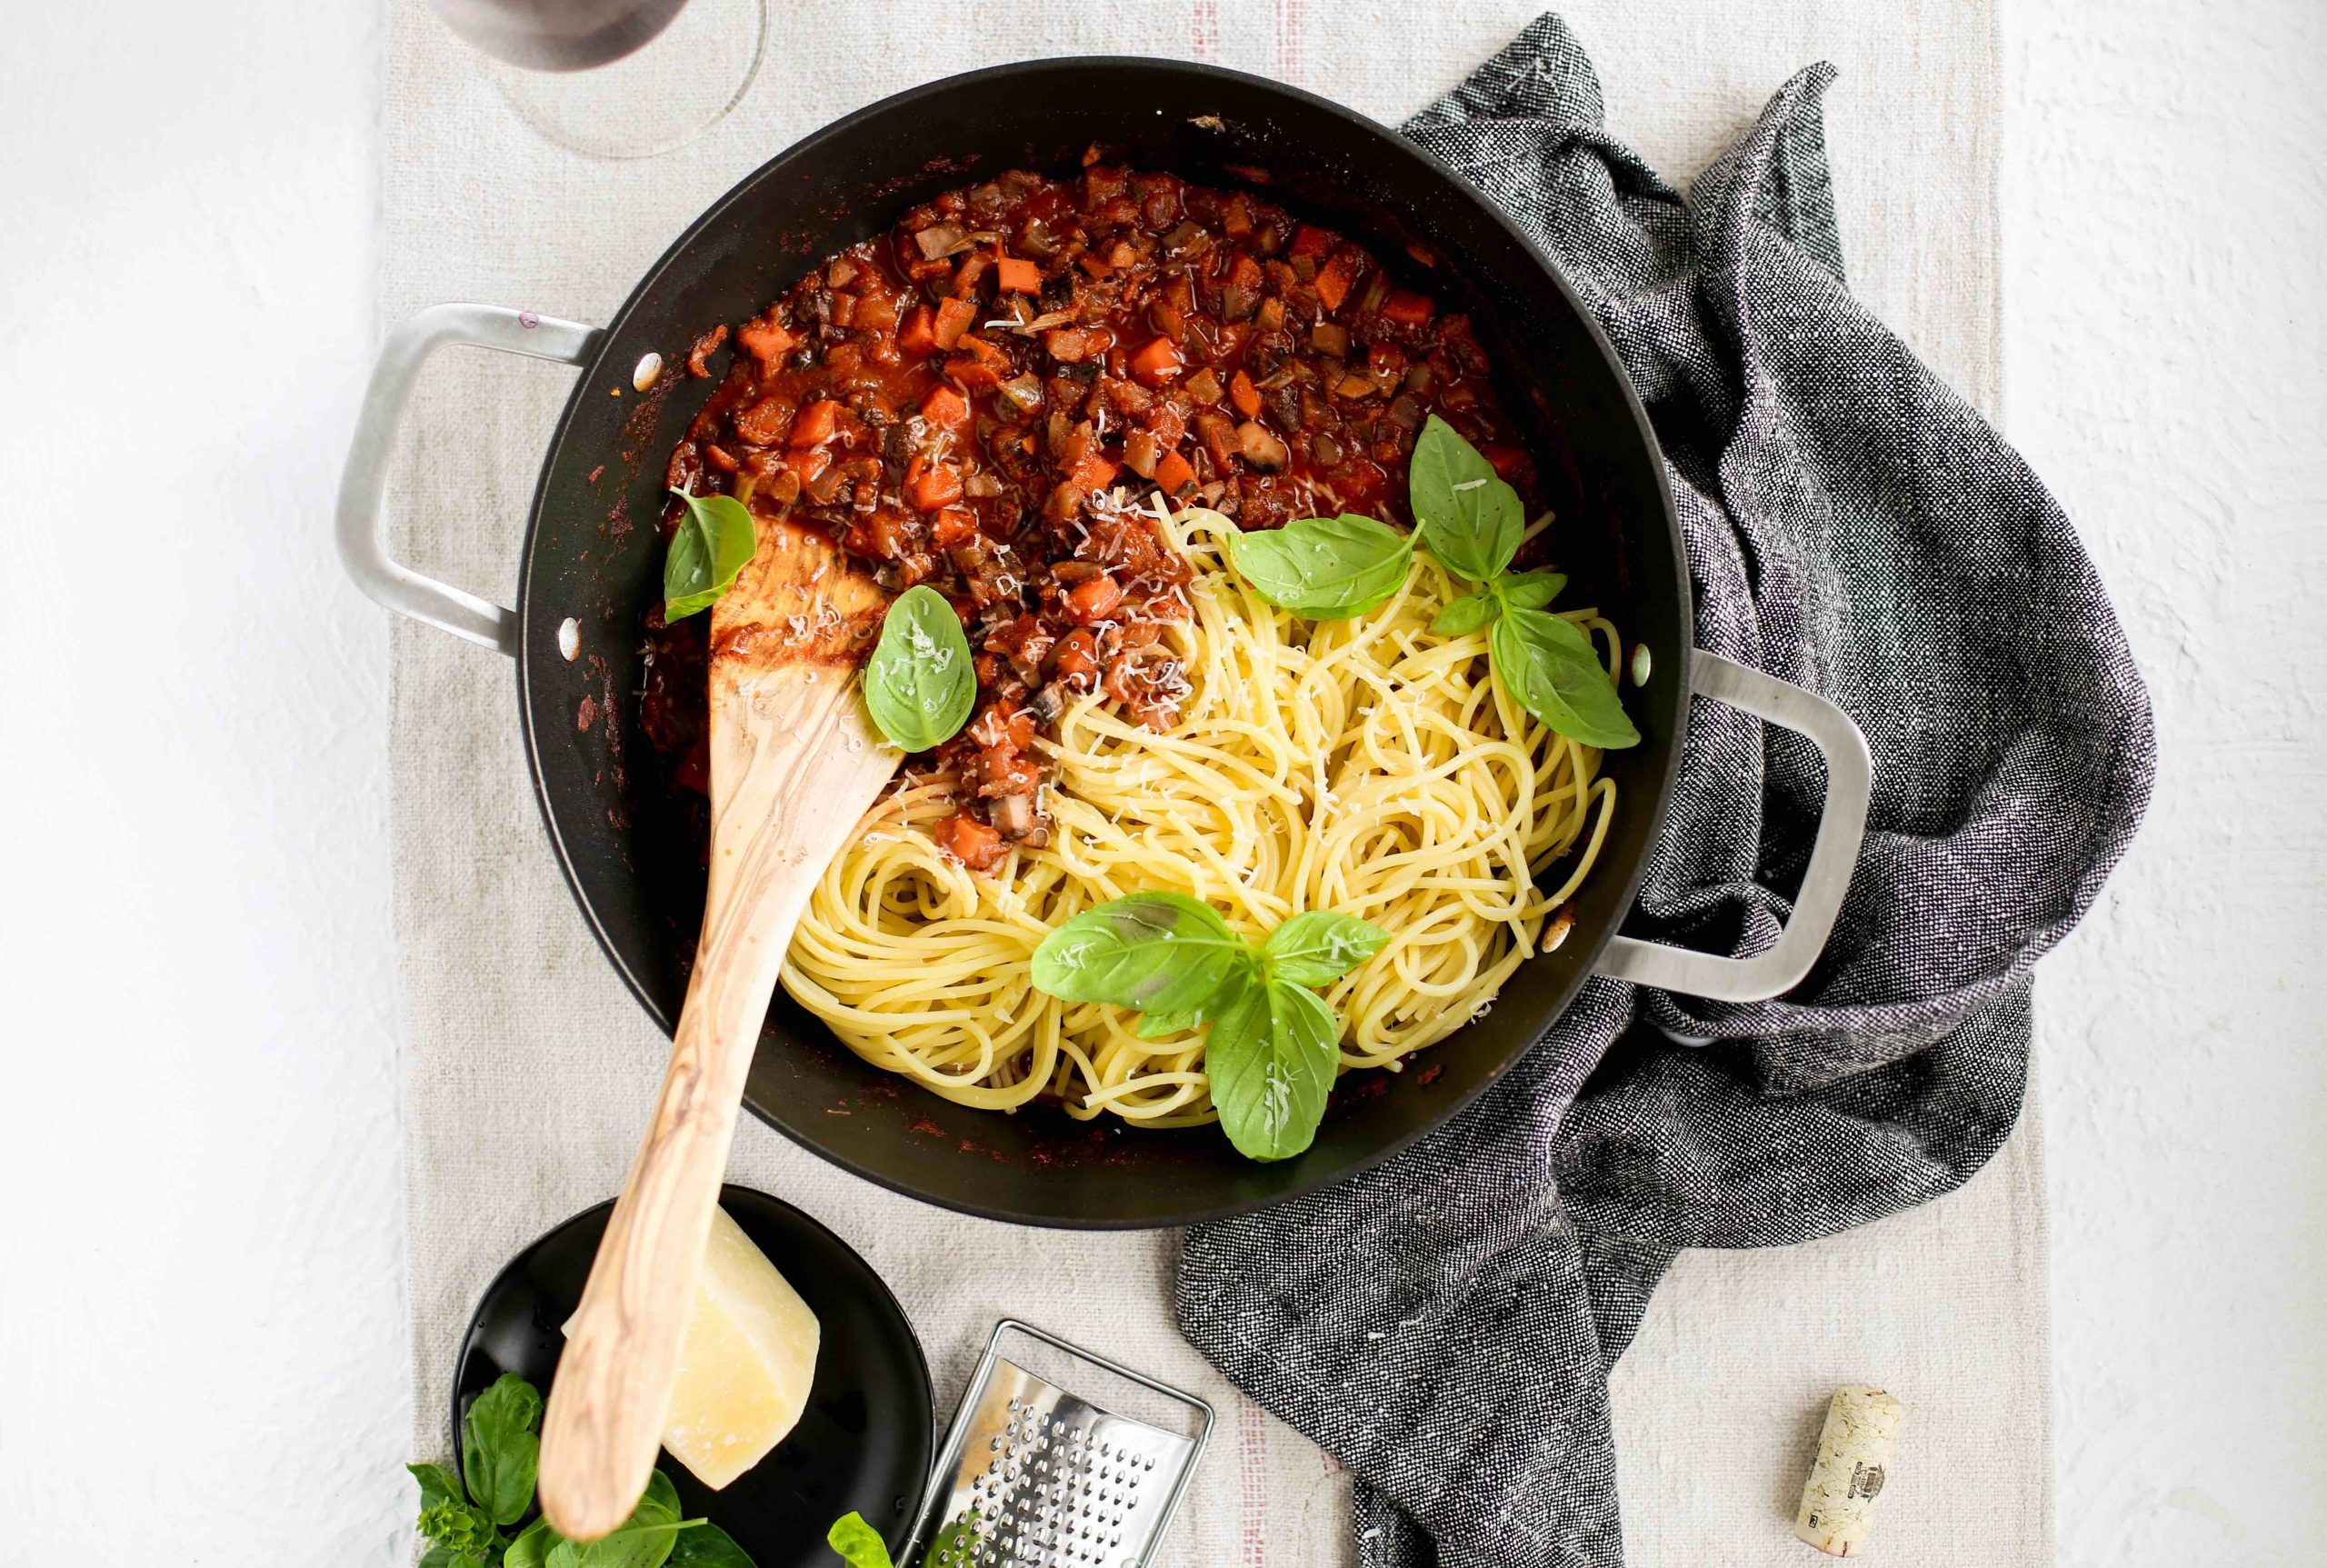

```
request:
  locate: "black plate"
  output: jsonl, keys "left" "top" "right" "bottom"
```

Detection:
{"left": 451, "top": 1185, "right": 934, "bottom": 1562}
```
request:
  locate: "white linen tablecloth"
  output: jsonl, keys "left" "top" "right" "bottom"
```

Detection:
{"left": 383, "top": 3, "right": 2044, "bottom": 1561}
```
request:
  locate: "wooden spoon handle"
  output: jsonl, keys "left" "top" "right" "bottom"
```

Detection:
{"left": 535, "top": 695, "right": 843, "bottom": 1538}
{"left": 534, "top": 972, "right": 765, "bottom": 1539}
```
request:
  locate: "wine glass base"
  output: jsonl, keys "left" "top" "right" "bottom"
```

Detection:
{"left": 491, "top": 0, "right": 767, "bottom": 160}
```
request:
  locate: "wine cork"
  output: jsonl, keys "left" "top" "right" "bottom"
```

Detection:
{"left": 1793, "top": 1385, "right": 1905, "bottom": 1557}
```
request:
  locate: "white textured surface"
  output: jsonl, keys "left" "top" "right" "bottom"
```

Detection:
{"left": 0, "top": 4, "right": 2320, "bottom": 1565}
{"left": 2006, "top": 1, "right": 2327, "bottom": 1560}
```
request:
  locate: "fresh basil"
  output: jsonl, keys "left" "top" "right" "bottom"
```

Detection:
{"left": 1204, "top": 979, "right": 1342, "bottom": 1162}
{"left": 410, "top": 1463, "right": 468, "bottom": 1514}
{"left": 1262, "top": 910, "right": 1391, "bottom": 989}
{"left": 546, "top": 1519, "right": 699, "bottom": 1568}
{"left": 1410, "top": 414, "right": 1523, "bottom": 583}
{"left": 666, "top": 1523, "right": 755, "bottom": 1568}
{"left": 1030, "top": 892, "right": 1255, "bottom": 1023}
{"left": 1501, "top": 570, "right": 1566, "bottom": 611}
{"left": 405, "top": 1377, "right": 758, "bottom": 1568}
{"left": 1490, "top": 607, "right": 1642, "bottom": 749}
{"left": 462, "top": 1373, "right": 544, "bottom": 1526}
{"left": 504, "top": 1520, "right": 554, "bottom": 1568}
{"left": 1427, "top": 588, "right": 1501, "bottom": 638}
{"left": 664, "top": 489, "right": 758, "bottom": 621}
{"left": 1227, "top": 513, "right": 1413, "bottom": 619}
{"left": 863, "top": 584, "right": 976, "bottom": 752}
{"left": 825, "top": 1512, "right": 895, "bottom": 1568}
{"left": 1029, "top": 897, "right": 1387, "bottom": 1160}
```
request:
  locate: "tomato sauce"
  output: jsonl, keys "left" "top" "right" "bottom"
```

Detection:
{"left": 642, "top": 165, "right": 1536, "bottom": 866}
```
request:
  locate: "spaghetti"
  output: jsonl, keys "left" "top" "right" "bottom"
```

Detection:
{"left": 780, "top": 504, "right": 1622, "bottom": 1129}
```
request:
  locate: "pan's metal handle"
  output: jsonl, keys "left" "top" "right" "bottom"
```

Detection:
{"left": 1595, "top": 650, "right": 1873, "bottom": 1003}
{"left": 335, "top": 302, "right": 604, "bottom": 655}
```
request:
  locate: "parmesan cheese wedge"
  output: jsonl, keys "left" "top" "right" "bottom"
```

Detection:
{"left": 571, "top": 1204, "right": 821, "bottom": 1491}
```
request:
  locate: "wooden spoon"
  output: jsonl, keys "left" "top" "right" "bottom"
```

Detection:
{"left": 537, "top": 516, "right": 895, "bottom": 1540}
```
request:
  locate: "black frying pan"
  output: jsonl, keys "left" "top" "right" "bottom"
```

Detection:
{"left": 338, "top": 57, "right": 1869, "bottom": 1228}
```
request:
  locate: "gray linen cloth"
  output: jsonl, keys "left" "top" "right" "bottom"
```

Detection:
{"left": 1174, "top": 16, "right": 2157, "bottom": 1567}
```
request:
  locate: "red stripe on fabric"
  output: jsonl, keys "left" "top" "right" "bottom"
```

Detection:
{"left": 1238, "top": 1393, "right": 1268, "bottom": 1566}
{"left": 1275, "top": 0, "right": 1307, "bottom": 85}
{"left": 1191, "top": 0, "right": 1218, "bottom": 63}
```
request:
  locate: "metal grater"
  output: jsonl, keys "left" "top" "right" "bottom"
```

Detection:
{"left": 904, "top": 1319, "right": 1214, "bottom": 1568}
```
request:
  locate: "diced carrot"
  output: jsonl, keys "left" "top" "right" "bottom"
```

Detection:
{"left": 934, "top": 297, "right": 977, "bottom": 350}
{"left": 1129, "top": 336, "right": 1183, "bottom": 387}
{"left": 934, "top": 811, "right": 1005, "bottom": 869}
{"left": 897, "top": 305, "right": 938, "bottom": 357}
{"left": 1154, "top": 450, "right": 1196, "bottom": 496}
{"left": 920, "top": 384, "right": 972, "bottom": 434}
{"left": 781, "top": 445, "right": 831, "bottom": 485}
{"left": 1222, "top": 195, "right": 1253, "bottom": 236}
{"left": 1078, "top": 249, "right": 1113, "bottom": 279}
{"left": 1314, "top": 255, "right": 1353, "bottom": 312}
{"left": 1228, "top": 370, "right": 1263, "bottom": 419}
{"left": 944, "top": 354, "right": 1004, "bottom": 389}
{"left": 735, "top": 315, "right": 796, "bottom": 368}
{"left": 1069, "top": 452, "right": 1118, "bottom": 494}
{"left": 930, "top": 506, "right": 977, "bottom": 548}
{"left": 1289, "top": 224, "right": 1333, "bottom": 260}
{"left": 906, "top": 460, "right": 964, "bottom": 512}
{"left": 1044, "top": 326, "right": 1105, "bottom": 364}
{"left": 1147, "top": 405, "right": 1186, "bottom": 448}
{"left": 1053, "top": 628, "right": 1102, "bottom": 686}
{"left": 787, "top": 398, "right": 842, "bottom": 447}
{"left": 1065, "top": 574, "right": 1124, "bottom": 624}
{"left": 1380, "top": 288, "right": 1434, "bottom": 326}
{"left": 995, "top": 255, "right": 1044, "bottom": 293}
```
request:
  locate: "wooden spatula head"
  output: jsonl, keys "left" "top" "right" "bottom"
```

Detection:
{"left": 538, "top": 514, "right": 898, "bottom": 1540}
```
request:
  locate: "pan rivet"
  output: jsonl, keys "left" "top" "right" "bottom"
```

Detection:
{"left": 633, "top": 352, "right": 664, "bottom": 392}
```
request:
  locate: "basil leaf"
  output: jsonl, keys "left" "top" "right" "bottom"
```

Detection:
{"left": 1489, "top": 607, "right": 1641, "bottom": 749}
{"left": 1427, "top": 587, "right": 1502, "bottom": 637}
{"left": 420, "top": 1548, "right": 485, "bottom": 1568}
{"left": 826, "top": 1512, "right": 897, "bottom": 1568}
{"left": 547, "top": 1520, "right": 696, "bottom": 1568}
{"left": 410, "top": 1463, "right": 470, "bottom": 1513}
{"left": 664, "top": 490, "right": 757, "bottom": 621}
{"left": 1262, "top": 911, "right": 1390, "bottom": 989}
{"left": 1500, "top": 570, "right": 1567, "bottom": 611}
{"left": 1133, "top": 1006, "right": 1203, "bottom": 1040}
{"left": 463, "top": 1373, "right": 544, "bottom": 1526}
{"left": 504, "top": 1519, "right": 554, "bottom": 1568}
{"left": 1227, "top": 513, "right": 1413, "bottom": 619}
{"left": 665, "top": 1523, "right": 754, "bottom": 1568}
{"left": 1030, "top": 893, "right": 1255, "bottom": 1018}
{"left": 1409, "top": 415, "right": 1522, "bottom": 583}
{"left": 863, "top": 584, "right": 976, "bottom": 752}
{"left": 638, "top": 1471, "right": 682, "bottom": 1525}
{"left": 1205, "top": 980, "right": 1340, "bottom": 1162}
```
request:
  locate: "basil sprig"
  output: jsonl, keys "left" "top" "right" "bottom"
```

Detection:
{"left": 864, "top": 584, "right": 975, "bottom": 752}
{"left": 1409, "top": 416, "right": 1640, "bottom": 749}
{"left": 664, "top": 489, "right": 758, "bottom": 621}
{"left": 407, "top": 1373, "right": 756, "bottom": 1568}
{"left": 1214, "top": 415, "right": 1638, "bottom": 749}
{"left": 1030, "top": 896, "right": 1389, "bottom": 1161}
{"left": 1226, "top": 512, "right": 1413, "bottom": 619}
